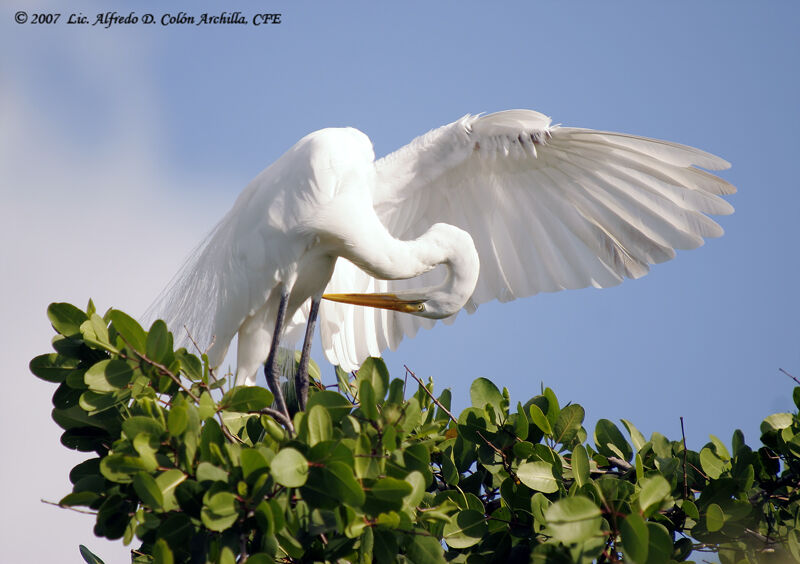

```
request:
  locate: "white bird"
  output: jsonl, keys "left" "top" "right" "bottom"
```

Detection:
{"left": 151, "top": 110, "right": 734, "bottom": 412}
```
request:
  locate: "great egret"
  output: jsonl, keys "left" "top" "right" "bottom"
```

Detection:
{"left": 151, "top": 110, "right": 733, "bottom": 412}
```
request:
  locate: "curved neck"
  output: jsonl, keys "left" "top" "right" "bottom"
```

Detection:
{"left": 336, "top": 221, "right": 480, "bottom": 319}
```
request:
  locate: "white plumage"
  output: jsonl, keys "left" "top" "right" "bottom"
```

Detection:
{"left": 150, "top": 110, "right": 734, "bottom": 385}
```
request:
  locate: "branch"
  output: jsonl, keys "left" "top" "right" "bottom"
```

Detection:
{"left": 780, "top": 368, "right": 800, "bottom": 386}
{"left": 184, "top": 325, "right": 214, "bottom": 357}
{"left": 680, "top": 416, "right": 689, "bottom": 499}
{"left": 258, "top": 407, "right": 295, "bottom": 432}
{"left": 41, "top": 499, "right": 97, "bottom": 515}
{"left": 120, "top": 341, "right": 200, "bottom": 403}
{"left": 404, "top": 365, "right": 457, "bottom": 423}
{"left": 607, "top": 456, "right": 633, "bottom": 472}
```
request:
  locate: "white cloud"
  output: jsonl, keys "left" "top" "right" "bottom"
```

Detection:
{"left": 0, "top": 19, "right": 232, "bottom": 562}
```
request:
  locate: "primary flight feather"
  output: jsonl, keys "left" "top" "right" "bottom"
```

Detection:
{"left": 151, "top": 109, "right": 734, "bottom": 394}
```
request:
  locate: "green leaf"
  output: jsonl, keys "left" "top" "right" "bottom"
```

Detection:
{"left": 553, "top": 404, "right": 584, "bottom": 446}
{"left": 271, "top": 448, "right": 308, "bottom": 487}
{"left": 356, "top": 357, "right": 390, "bottom": 401}
{"left": 517, "top": 461, "right": 559, "bottom": 493}
{"left": 514, "top": 402, "right": 530, "bottom": 440}
{"left": 543, "top": 387, "right": 561, "bottom": 425}
{"left": 244, "top": 555, "right": 272, "bottom": 564}
{"left": 731, "top": 428, "right": 745, "bottom": 456}
{"left": 322, "top": 461, "right": 365, "bottom": 507}
{"left": 307, "top": 404, "right": 332, "bottom": 445}
{"left": 761, "top": 412, "right": 793, "bottom": 433}
{"left": 52, "top": 405, "right": 114, "bottom": 431}
{"left": 545, "top": 496, "right": 602, "bottom": 544}
{"left": 706, "top": 503, "right": 724, "bottom": 532}
{"left": 201, "top": 491, "right": 239, "bottom": 532}
{"left": 405, "top": 534, "right": 446, "bottom": 564}
{"left": 306, "top": 390, "right": 352, "bottom": 422}
{"left": 133, "top": 471, "right": 164, "bottom": 510}
{"left": 60, "top": 491, "right": 100, "bottom": 507}
{"left": 358, "top": 379, "right": 379, "bottom": 420}
{"left": 635, "top": 452, "right": 644, "bottom": 482}
{"left": 241, "top": 448, "right": 270, "bottom": 479}
{"left": 100, "top": 454, "right": 149, "bottom": 483}
{"left": 30, "top": 353, "right": 81, "bottom": 383}
{"left": 371, "top": 477, "right": 413, "bottom": 501}
{"left": 196, "top": 462, "right": 229, "bottom": 483}
{"left": 48, "top": 302, "right": 88, "bottom": 337}
{"left": 403, "top": 471, "right": 426, "bottom": 509}
{"left": 699, "top": 447, "right": 726, "bottom": 479}
{"left": 122, "top": 416, "right": 165, "bottom": 441}
{"left": 621, "top": 418, "right": 647, "bottom": 452}
{"left": 79, "top": 390, "right": 126, "bottom": 414}
{"left": 355, "top": 433, "right": 380, "bottom": 479}
{"left": 84, "top": 359, "right": 133, "bottom": 393}
{"left": 167, "top": 405, "right": 188, "bottom": 436}
{"left": 80, "top": 314, "right": 116, "bottom": 352}
{"left": 709, "top": 434, "right": 731, "bottom": 460}
{"left": 571, "top": 444, "right": 590, "bottom": 488}
{"left": 620, "top": 513, "right": 649, "bottom": 564}
{"left": 220, "top": 386, "right": 274, "bottom": 412}
{"left": 79, "top": 545, "right": 106, "bottom": 564}
{"left": 403, "top": 444, "right": 433, "bottom": 486}
{"left": 458, "top": 407, "right": 493, "bottom": 443}
{"left": 529, "top": 403, "right": 553, "bottom": 436}
{"left": 133, "top": 434, "right": 158, "bottom": 471}
{"left": 645, "top": 522, "right": 672, "bottom": 564}
{"left": 440, "top": 447, "right": 459, "bottom": 484}
{"left": 109, "top": 309, "right": 147, "bottom": 352}
{"left": 368, "top": 529, "right": 396, "bottom": 563}
{"left": 594, "top": 419, "right": 633, "bottom": 461}
{"left": 152, "top": 539, "right": 174, "bottom": 564}
{"left": 638, "top": 475, "right": 671, "bottom": 517}
{"left": 436, "top": 389, "right": 454, "bottom": 421}
{"left": 443, "top": 509, "right": 488, "bottom": 549}
{"left": 146, "top": 319, "right": 172, "bottom": 364}
{"left": 681, "top": 499, "right": 699, "bottom": 521}
{"left": 470, "top": 377, "right": 503, "bottom": 411}
{"left": 155, "top": 469, "right": 186, "bottom": 511}
{"left": 198, "top": 391, "right": 217, "bottom": 420}
{"left": 358, "top": 526, "right": 374, "bottom": 564}
{"left": 178, "top": 350, "right": 203, "bottom": 381}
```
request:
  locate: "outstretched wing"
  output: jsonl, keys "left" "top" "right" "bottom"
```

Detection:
{"left": 320, "top": 110, "right": 735, "bottom": 370}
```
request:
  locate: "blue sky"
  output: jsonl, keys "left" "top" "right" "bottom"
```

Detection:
{"left": 2, "top": 1, "right": 799, "bottom": 561}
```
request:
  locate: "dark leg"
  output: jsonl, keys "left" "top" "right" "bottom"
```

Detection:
{"left": 265, "top": 290, "right": 291, "bottom": 419}
{"left": 295, "top": 297, "right": 321, "bottom": 411}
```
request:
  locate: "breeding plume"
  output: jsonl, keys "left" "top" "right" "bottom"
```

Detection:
{"left": 151, "top": 110, "right": 734, "bottom": 412}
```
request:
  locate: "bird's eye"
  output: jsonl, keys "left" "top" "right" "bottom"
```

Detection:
{"left": 417, "top": 303, "right": 426, "bottom": 312}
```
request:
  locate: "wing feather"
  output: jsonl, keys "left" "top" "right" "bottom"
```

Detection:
{"left": 321, "top": 111, "right": 734, "bottom": 370}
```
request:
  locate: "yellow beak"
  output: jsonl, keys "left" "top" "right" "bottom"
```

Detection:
{"left": 322, "top": 293, "right": 427, "bottom": 314}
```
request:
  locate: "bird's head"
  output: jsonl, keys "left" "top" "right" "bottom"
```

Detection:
{"left": 323, "top": 223, "right": 480, "bottom": 320}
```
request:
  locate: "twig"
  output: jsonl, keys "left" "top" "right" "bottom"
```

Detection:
{"left": 404, "top": 365, "right": 456, "bottom": 423}
{"left": 607, "top": 456, "right": 633, "bottom": 472}
{"left": 220, "top": 422, "right": 244, "bottom": 444}
{"left": 780, "top": 368, "right": 800, "bottom": 386}
{"left": 184, "top": 325, "right": 214, "bottom": 357}
{"left": 258, "top": 407, "right": 295, "bottom": 432}
{"left": 184, "top": 326, "right": 225, "bottom": 389}
{"left": 121, "top": 344, "right": 200, "bottom": 403}
{"left": 680, "top": 416, "right": 689, "bottom": 498}
{"left": 239, "top": 532, "right": 248, "bottom": 562}
{"left": 41, "top": 499, "right": 97, "bottom": 515}
{"left": 477, "top": 430, "right": 518, "bottom": 482}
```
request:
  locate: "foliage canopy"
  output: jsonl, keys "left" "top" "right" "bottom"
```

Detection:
{"left": 31, "top": 301, "right": 800, "bottom": 563}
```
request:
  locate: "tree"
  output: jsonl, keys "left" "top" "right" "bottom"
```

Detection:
{"left": 30, "top": 301, "right": 800, "bottom": 563}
